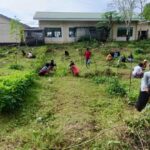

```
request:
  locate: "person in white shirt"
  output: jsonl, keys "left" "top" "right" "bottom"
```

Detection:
{"left": 135, "top": 71, "right": 150, "bottom": 111}
{"left": 27, "top": 52, "right": 33, "bottom": 58}
{"left": 132, "top": 63, "right": 143, "bottom": 78}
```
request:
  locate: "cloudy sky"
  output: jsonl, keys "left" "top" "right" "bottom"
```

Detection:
{"left": 0, "top": 0, "right": 113, "bottom": 26}
{"left": 0, "top": 0, "right": 149, "bottom": 27}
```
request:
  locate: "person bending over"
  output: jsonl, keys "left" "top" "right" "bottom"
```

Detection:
{"left": 132, "top": 63, "right": 143, "bottom": 78}
{"left": 39, "top": 63, "right": 50, "bottom": 76}
{"left": 69, "top": 61, "right": 79, "bottom": 76}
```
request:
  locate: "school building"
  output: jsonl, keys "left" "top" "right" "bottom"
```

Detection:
{"left": 34, "top": 12, "right": 150, "bottom": 44}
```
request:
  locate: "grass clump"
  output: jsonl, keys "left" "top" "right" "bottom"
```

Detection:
{"left": 107, "top": 78, "right": 126, "bottom": 97}
{"left": 119, "top": 110, "right": 150, "bottom": 149}
{"left": 9, "top": 64, "right": 24, "bottom": 70}
{"left": 102, "top": 68, "right": 116, "bottom": 76}
{"left": 92, "top": 76, "right": 108, "bottom": 84}
{"left": 127, "top": 90, "right": 139, "bottom": 105}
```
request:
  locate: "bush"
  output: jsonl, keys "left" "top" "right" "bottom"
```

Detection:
{"left": 107, "top": 78, "right": 126, "bottom": 97}
{"left": 0, "top": 72, "right": 34, "bottom": 112}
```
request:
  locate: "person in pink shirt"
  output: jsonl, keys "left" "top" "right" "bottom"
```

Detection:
{"left": 84, "top": 48, "right": 91, "bottom": 67}
{"left": 69, "top": 61, "right": 80, "bottom": 76}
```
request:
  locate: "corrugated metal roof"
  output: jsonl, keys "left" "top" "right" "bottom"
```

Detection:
{"left": 33, "top": 12, "right": 140, "bottom": 22}
{"left": 34, "top": 12, "right": 102, "bottom": 21}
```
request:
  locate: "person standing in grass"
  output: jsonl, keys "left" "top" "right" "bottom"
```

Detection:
{"left": 135, "top": 71, "right": 150, "bottom": 111}
{"left": 84, "top": 48, "right": 91, "bottom": 67}
{"left": 69, "top": 61, "right": 79, "bottom": 76}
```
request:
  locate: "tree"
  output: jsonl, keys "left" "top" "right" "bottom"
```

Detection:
{"left": 113, "top": 0, "right": 137, "bottom": 41}
{"left": 143, "top": 3, "right": 150, "bottom": 20}
{"left": 136, "top": 0, "right": 148, "bottom": 40}
{"left": 10, "top": 17, "right": 24, "bottom": 44}
{"left": 97, "top": 11, "right": 120, "bottom": 41}
{"left": 138, "top": 0, "right": 147, "bottom": 18}
{"left": 10, "top": 17, "right": 24, "bottom": 64}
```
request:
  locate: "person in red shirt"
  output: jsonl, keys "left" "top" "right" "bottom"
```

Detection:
{"left": 69, "top": 61, "right": 80, "bottom": 76}
{"left": 84, "top": 48, "right": 91, "bottom": 67}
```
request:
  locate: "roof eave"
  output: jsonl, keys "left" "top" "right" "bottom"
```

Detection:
{"left": 34, "top": 18, "right": 103, "bottom": 21}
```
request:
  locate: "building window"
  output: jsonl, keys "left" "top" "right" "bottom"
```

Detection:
{"left": 69, "top": 28, "right": 76, "bottom": 37}
{"left": 117, "top": 27, "right": 133, "bottom": 37}
{"left": 45, "top": 28, "right": 62, "bottom": 38}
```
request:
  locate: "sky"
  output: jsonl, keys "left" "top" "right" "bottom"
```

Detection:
{"left": 0, "top": 0, "right": 149, "bottom": 27}
{"left": 0, "top": 0, "right": 112, "bottom": 27}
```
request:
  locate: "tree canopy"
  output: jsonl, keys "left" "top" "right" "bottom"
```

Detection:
{"left": 143, "top": 3, "right": 150, "bottom": 20}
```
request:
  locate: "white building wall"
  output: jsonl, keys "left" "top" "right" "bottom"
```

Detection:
{"left": 0, "top": 16, "right": 21, "bottom": 43}
{"left": 136, "top": 23, "right": 150, "bottom": 39}
{"left": 112, "top": 23, "right": 137, "bottom": 41}
{"left": 39, "top": 20, "right": 150, "bottom": 43}
{"left": 39, "top": 21, "right": 97, "bottom": 43}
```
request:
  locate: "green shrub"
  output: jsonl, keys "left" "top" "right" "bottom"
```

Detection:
{"left": 0, "top": 72, "right": 34, "bottom": 112}
{"left": 107, "top": 78, "right": 126, "bottom": 97}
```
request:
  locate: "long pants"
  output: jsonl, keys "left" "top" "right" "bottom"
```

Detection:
{"left": 135, "top": 91, "right": 149, "bottom": 112}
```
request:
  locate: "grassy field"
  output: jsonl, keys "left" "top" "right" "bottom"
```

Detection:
{"left": 0, "top": 41, "right": 149, "bottom": 150}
